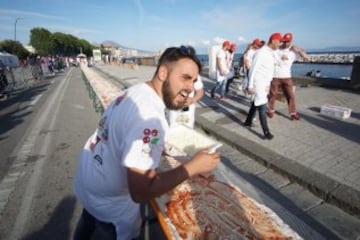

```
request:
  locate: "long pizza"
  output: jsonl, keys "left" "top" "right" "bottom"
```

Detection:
{"left": 156, "top": 152, "right": 303, "bottom": 240}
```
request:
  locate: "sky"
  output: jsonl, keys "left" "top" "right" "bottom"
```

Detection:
{"left": 0, "top": 0, "right": 359, "bottom": 53}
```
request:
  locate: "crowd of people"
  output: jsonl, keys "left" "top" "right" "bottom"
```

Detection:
{"left": 0, "top": 59, "right": 8, "bottom": 100}
{"left": 209, "top": 32, "right": 308, "bottom": 139}
{"left": 72, "top": 33, "right": 309, "bottom": 239}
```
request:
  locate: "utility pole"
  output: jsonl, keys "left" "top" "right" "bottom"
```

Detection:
{"left": 14, "top": 18, "right": 23, "bottom": 41}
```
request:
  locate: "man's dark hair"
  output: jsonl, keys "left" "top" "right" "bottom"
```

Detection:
{"left": 154, "top": 46, "right": 202, "bottom": 77}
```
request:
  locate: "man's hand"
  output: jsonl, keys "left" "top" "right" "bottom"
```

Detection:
{"left": 291, "top": 45, "right": 301, "bottom": 53}
{"left": 247, "top": 87, "right": 255, "bottom": 94}
{"left": 291, "top": 45, "right": 309, "bottom": 61}
{"left": 281, "top": 54, "right": 289, "bottom": 61}
{"left": 185, "top": 97, "right": 195, "bottom": 106}
{"left": 183, "top": 149, "right": 221, "bottom": 178}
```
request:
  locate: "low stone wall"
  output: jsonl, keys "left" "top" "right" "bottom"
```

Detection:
{"left": 110, "top": 62, "right": 139, "bottom": 70}
{"left": 137, "top": 56, "right": 157, "bottom": 66}
{"left": 292, "top": 76, "right": 357, "bottom": 92}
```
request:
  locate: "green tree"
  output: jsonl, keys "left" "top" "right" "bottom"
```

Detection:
{"left": 0, "top": 39, "right": 30, "bottom": 59}
{"left": 29, "top": 27, "right": 52, "bottom": 55}
{"left": 100, "top": 44, "right": 110, "bottom": 55}
{"left": 78, "top": 39, "right": 93, "bottom": 56}
{"left": 29, "top": 27, "right": 95, "bottom": 57}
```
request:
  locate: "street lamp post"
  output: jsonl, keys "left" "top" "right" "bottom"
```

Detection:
{"left": 14, "top": 17, "right": 23, "bottom": 41}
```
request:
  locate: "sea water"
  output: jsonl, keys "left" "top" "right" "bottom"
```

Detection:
{"left": 197, "top": 54, "right": 353, "bottom": 80}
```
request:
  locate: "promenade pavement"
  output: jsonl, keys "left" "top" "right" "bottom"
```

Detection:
{"left": 92, "top": 63, "right": 360, "bottom": 219}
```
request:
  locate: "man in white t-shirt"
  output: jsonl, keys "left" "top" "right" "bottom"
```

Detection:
{"left": 268, "top": 33, "right": 309, "bottom": 120}
{"left": 241, "top": 38, "right": 261, "bottom": 93}
{"left": 166, "top": 75, "right": 204, "bottom": 128}
{"left": 244, "top": 33, "right": 283, "bottom": 140}
{"left": 210, "top": 40, "right": 231, "bottom": 100}
{"left": 73, "top": 46, "right": 220, "bottom": 240}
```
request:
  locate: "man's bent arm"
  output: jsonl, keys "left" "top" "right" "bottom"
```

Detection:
{"left": 127, "top": 150, "right": 220, "bottom": 203}
{"left": 127, "top": 165, "right": 189, "bottom": 203}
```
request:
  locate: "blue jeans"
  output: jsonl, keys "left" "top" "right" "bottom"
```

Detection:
{"left": 212, "top": 79, "right": 227, "bottom": 97}
{"left": 73, "top": 209, "right": 116, "bottom": 240}
{"left": 245, "top": 102, "right": 270, "bottom": 135}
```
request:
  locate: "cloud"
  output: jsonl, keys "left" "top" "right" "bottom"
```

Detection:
{"left": 43, "top": 25, "right": 102, "bottom": 35}
{"left": 201, "top": 40, "right": 210, "bottom": 46}
{"left": 0, "top": 8, "right": 67, "bottom": 21}
{"left": 213, "top": 36, "right": 227, "bottom": 45}
{"left": 187, "top": 40, "right": 197, "bottom": 46}
{"left": 148, "top": 15, "right": 165, "bottom": 23}
{"left": 134, "top": 0, "right": 145, "bottom": 27}
{"left": 199, "top": 3, "right": 275, "bottom": 35}
{"left": 237, "top": 36, "right": 247, "bottom": 43}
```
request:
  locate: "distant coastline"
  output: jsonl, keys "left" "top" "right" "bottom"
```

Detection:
{"left": 296, "top": 51, "right": 360, "bottom": 65}
{"left": 295, "top": 61, "right": 352, "bottom": 66}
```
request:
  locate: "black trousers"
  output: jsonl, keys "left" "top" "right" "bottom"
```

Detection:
{"left": 73, "top": 208, "right": 116, "bottom": 240}
{"left": 245, "top": 102, "right": 270, "bottom": 135}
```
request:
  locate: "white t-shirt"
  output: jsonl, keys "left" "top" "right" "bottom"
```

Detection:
{"left": 248, "top": 46, "right": 276, "bottom": 106}
{"left": 245, "top": 48, "right": 257, "bottom": 70}
{"left": 227, "top": 51, "right": 235, "bottom": 69}
{"left": 73, "top": 83, "right": 168, "bottom": 240}
{"left": 216, "top": 48, "right": 229, "bottom": 82}
{"left": 274, "top": 47, "right": 297, "bottom": 78}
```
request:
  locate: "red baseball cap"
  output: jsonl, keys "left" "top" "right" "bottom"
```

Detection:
{"left": 230, "top": 43, "right": 237, "bottom": 51}
{"left": 282, "top": 33, "right": 293, "bottom": 42}
{"left": 252, "top": 38, "right": 261, "bottom": 46}
{"left": 269, "top": 32, "right": 282, "bottom": 42}
{"left": 223, "top": 41, "right": 230, "bottom": 47}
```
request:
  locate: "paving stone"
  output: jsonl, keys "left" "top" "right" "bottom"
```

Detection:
{"left": 233, "top": 159, "right": 267, "bottom": 175}
{"left": 307, "top": 203, "right": 360, "bottom": 240}
{"left": 257, "top": 169, "right": 291, "bottom": 189}
{"left": 280, "top": 183, "right": 323, "bottom": 211}
{"left": 199, "top": 111, "right": 224, "bottom": 121}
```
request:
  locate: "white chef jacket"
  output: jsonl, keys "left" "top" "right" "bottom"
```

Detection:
{"left": 248, "top": 46, "right": 276, "bottom": 106}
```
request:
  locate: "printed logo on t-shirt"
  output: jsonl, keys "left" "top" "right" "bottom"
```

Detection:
{"left": 113, "top": 92, "right": 127, "bottom": 107}
{"left": 142, "top": 128, "right": 159, "bottom": 154}
{"left": 94, "top": 154, "right": 103, "bottom": 165}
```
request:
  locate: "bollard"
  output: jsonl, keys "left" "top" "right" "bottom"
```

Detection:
{"left": 350, "top": 56, "right": 360, "bottom": 88}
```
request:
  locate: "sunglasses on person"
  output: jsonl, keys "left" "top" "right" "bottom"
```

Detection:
{"left": 179, "top": 45, "right": 196, "bottom": 56}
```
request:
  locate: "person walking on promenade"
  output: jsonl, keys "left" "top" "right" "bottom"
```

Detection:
{"left": 167, "top": 75, "right": 204, "bottom": 129}
{"left": 241, "top": 38, "right": 261, "bottom": 93}
{"left": 211, "top": 40, "right": 231, "bottom": 100}
{"left": 225, "top": 43, "right": 237, "bottom": 94}
{"left": 244, "top": 33, "right": 283, "bottom": 140}
{"left": 73, "top": 46, "right": 221, "bottom": 240}
{"left": 267, "top": 33, "right": 309, "bottom": 120}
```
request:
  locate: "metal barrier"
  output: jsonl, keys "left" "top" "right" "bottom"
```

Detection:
{"left": 3, "top": 64, "right": 52, "bottom": 92}
{"left": 81, "top": 71, "right": 104, "bottom": 114}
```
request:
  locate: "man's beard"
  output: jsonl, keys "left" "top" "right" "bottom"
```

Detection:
{"left": 162, "top": 79, "right": 184, "bottom": 110}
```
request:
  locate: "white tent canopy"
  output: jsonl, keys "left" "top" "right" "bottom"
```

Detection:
{"left": 77, "top": 53, "right": 87, "bottom": 58}
{"left": 0, "top": 52, "right": 19, "bottom": 67}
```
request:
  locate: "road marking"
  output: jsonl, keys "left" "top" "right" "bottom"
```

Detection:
{"left": 0, "top": 69, "right": 74, "bottom": 239}
{"left": 73, "top": 104, "right": 85, "bottom": 110}
{"left": 29, "top": 93, "right": 43, "bottom": 106}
